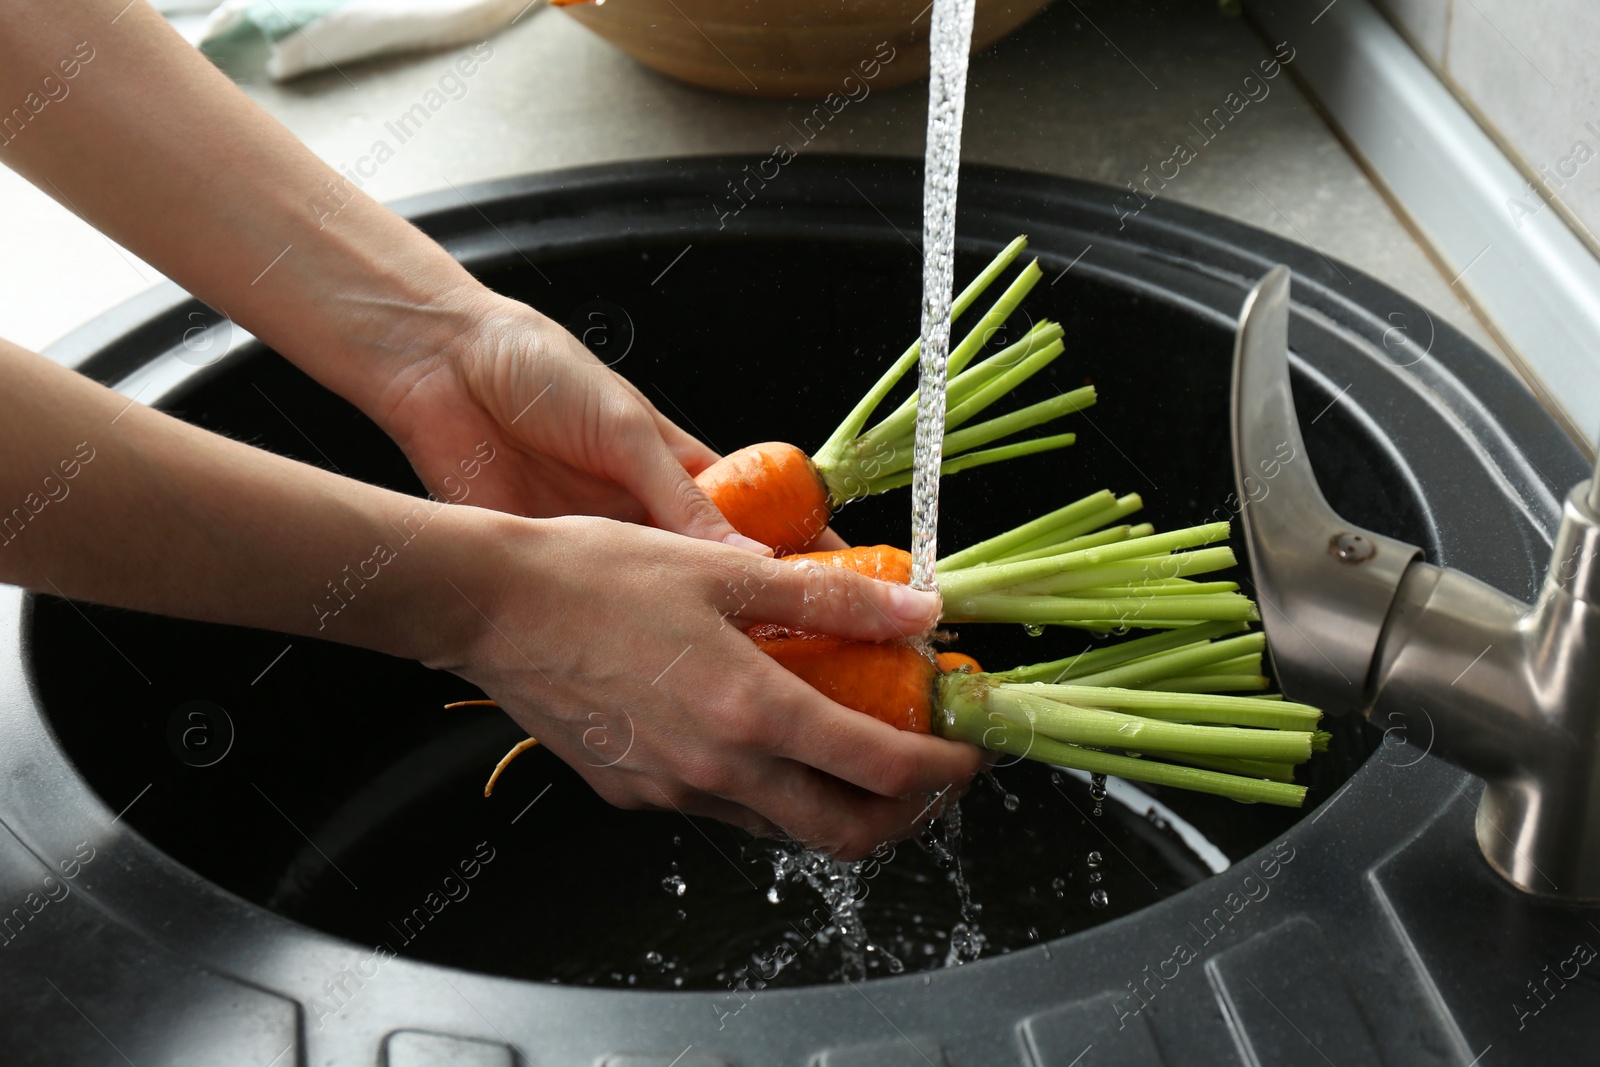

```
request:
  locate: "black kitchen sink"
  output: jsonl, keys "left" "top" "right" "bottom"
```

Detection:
{"left": 1, "top": 156, "right": 1590, "bottom": 1065}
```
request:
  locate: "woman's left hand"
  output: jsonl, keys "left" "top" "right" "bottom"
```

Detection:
{"left": 375, "top": 290, "right": 761, "bottom": 546}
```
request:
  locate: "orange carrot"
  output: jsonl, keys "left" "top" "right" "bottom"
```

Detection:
{"left": 782, "top": 544, "right": 912, "bottom": 584}
{"left": 688, "top": 239, "right": 1093, "bottom": 555}
{"left": 696, "top": 442, "right": 831, "bottom": 556}
{"left": 750, "top": 632, "right": 936, "bottom": 733}
{"left": 936, "top": 651, "right": 983, "bottom": 674}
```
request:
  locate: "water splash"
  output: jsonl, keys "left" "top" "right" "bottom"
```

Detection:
{"left": 908, "top": 0, "right": 980, "bottom": 592}
{"left": 760, "top": 842, "right": 903, "bottom": 981}
{"left": 926, "top": 802, "right": 988, "bottom": 966}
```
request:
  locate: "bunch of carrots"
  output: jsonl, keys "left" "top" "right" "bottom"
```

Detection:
{"left": 462, "top": 237, "right": 1325, "bottom": 810}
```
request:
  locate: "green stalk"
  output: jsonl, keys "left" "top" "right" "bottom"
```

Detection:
{"left": 1005, "top": 511, "right": 1153, "bottom": 563}
{"left": 1146, "top": 675, "right": 1272, "bottom": 693}
{"left": 938, "top": 490, "right": 1122, "bottom": 570}
{"left": 1154, "top": 751, "right": 1300, "bottom": 782}
{"left": 1198, "top": 654, "right": 1263, "bottom": 675}
{"left": 990, "top": 621, "right": 1247, "bottom": 684}
{"left": 1015, "top": 684, "right": 1321, "bottom": 729}
{"left": 941, "top": 341, "right": 1066, "bottom": 432}
{"left": 1006, "top": 546, "right": 1238, "bottom": 596}
{"left": 814, "top": 237, "right": 1027, "bottom": 461}
{"left": 1068, "top": 632, "right": 1266, "bottom": 687}
{"left": 859, "top": 260, "right": 1046, "bottom": 451}
{"left": 863, "top": 433, "right": 1080, "bottom": 494}
{"left": 938, "top": 523, "right": 1233, "bottom": 601}
{"left": 987, "top": 688, "right": 1313, "bottom": 762}
{"left": 943, "top": 386, "right": 1097, "bottom": 455}
{"left": 936, "top": 688, "right": 1306, "bottom": 806}
{"left": 943, "top": 322, "right": 1067, "bottom": 410}
{"left": 944, "top": 592, "right": 1259, "bottom": 626}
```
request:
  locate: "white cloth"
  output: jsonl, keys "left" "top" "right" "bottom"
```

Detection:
{"left": 200, "top": 0, "right": 537, "bottom": 82}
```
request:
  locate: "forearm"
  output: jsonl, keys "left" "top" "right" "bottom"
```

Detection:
{"left": 0, "top": 337, "right": 498, "bottom": 666}
{"left": 0, "top": 0, "right": 483, "bottom": 421}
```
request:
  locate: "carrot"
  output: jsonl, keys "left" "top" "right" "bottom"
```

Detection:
{"left": 936, "top": 651, "right": 983, "bottom": 674}
{"left": 696, "top": 443, "right": 830, "bottom": 557}
{"left": 771, "top": 493, "right": 1258, "bottom": 633}
{"left": 750, "top": 631, "right": 1319, "bottom": 807}
{"left": 784, "top": 544, "right": 912, "bottom": 584}
{"left": 693, "top": 236, "right": 1095, "bottom": 554}
{"left": 751, "top": 632, "right": 936, "bottom": 733}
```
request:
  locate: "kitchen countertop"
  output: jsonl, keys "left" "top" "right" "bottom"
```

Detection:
{"left": 1, "top": 0, "right": 1507, "bottom": 368}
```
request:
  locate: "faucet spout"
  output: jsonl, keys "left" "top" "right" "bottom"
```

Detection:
{"left": 1231, "top": 265, "right": 1600, "bottom": 902}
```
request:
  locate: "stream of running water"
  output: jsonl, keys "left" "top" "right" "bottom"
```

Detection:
{"left": 907, "top": 0, "right": 979, "bottom": 593}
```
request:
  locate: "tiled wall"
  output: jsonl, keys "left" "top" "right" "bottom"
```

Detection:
{"left": 1372, "top": 0, "right": 1600, "bottom": 253}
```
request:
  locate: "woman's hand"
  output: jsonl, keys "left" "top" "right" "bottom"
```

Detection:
{"left": 373, "top": 290, "right": 745, "bottom": 542}
{"left": 437, "top": 509, "right": 982, "bottom": 860}
{"left": 372, "top": 287, "right": 851, "bottom": 550}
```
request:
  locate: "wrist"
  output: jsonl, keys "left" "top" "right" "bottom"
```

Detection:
{"left": 377, "top": 501, "right": 526, "bottom": 674}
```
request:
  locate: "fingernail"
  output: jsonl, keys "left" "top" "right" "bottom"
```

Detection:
{"left": 723, "top": 532, "right": 774, "bottom": 556}
{"left": 888, "top": 585, "right": 940, "bottom": 625}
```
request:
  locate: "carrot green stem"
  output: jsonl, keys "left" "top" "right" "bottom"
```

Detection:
{"left": 938, "top": 490, "right": 1122, "bottom": 570}
{"left": 943, "top": 322, "right": 1067, "bottom": 411}
{"left": 1155, "top": 751, "right": 1300, "bottom": 782}
{"left": 938, "top": 523, "right": 1233, "bottom": 601}
{"left": 862, "top": 433, "right": 1080, "bottom": 495}
{"left": 986, "top": 687, "right": 1313, "bottom": 761}
{"left": 943, "top": 386, "right": 1097, "bottom": 455}
{"left": 1000, "top": 497, "right": 1148, "bottom": 562}
{"left": 1140, "top": 675, "right": 1272, "bottom": 693}
{"left": 815, "top": 236, "right": 1028, "bottom": 461}
{"left": 936, "top": 687, "right": 1306, "bottom": 806}
{"left": 1067, "top": 632, "right": 1266, "bottom": 687}
{"left": 1011, "top": 684, "right": 1321, "bottom": 729}
{"left": 990, "top": 621, "right": 1248, "bottom": 684}
{"left": 944, "top": 592, "right": 1260, "bottom": 626}
{"left": 858, "top": 260, "right": 1046, "bottom": 451}
{"left": 1005, "top": 546, "right": 1238, "bottom": 596}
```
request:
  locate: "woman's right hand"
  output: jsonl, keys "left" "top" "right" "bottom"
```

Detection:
{"left": 430, "top": 509, "right": 984, "bottom": 860}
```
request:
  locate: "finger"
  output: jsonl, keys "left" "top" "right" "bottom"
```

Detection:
{"left": 738, "top": 758, "right": 956, "bottom": 861}
{"left": 613, "top": 416, "right": 770, "bottom": 551}
{"left": 648, "top": 788, "right": 781, "bottom": 841}
{"left": 613, "top": 375, "right": 722, "bottom": 474}
{"left": 715, "top": 554, "right": 940, "bottom": 639}
{"left": 772, "top": 685, "right": 986, "bottom": 800}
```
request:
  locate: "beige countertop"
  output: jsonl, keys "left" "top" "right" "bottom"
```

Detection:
{"left": 1, "top": 0, "right": 1503, "bottom": 365}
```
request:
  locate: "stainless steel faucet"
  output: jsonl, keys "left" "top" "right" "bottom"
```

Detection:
{"left": 1232, "top": 266, "right": 1600, "bottom": 902}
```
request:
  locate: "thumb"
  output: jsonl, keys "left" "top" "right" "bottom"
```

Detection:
{"left": 722, "top": 555, "right": 941, "bottom": 640}
{"left": 626, "top": 434, "right": 772, "bottom": 554}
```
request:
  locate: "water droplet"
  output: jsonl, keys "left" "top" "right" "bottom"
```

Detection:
{"left": 1086, "top": 851, "right": 1103, "bottom": 867}
{"left": 1023, "top": 623, "right": 1046, "bottom": 637}
{"left": 673, "top": 975, "right": 684, "bottom": 987}
{"left": 1051, "top": 876, "right": 1066, "bottom": 898}
{"left": 673, "top": 835, "right": 682, "bottom": 847}
{"left": 1089, "top": 871, "right": 1102, "bottom": 883}
{"left": 1027, "top": 925, "right": 1039, "bottom": 941}
{"left": 1050, "top": 771, "right": 1063, "bottom": 786}
{"left": 675, "top": 909, "right": 686, "bottom": 921}
{"left": 644, "top": 950, "right": 663, "bottom": 966}
{"left": 767, "top": 885, "right": 782, "bottom": 904}
{"left": 1089, "top": 888, "right": 1110, "bottom": 909}
{"left": 1002, "top": 793, "right": 1020, "bottom": 812}
{"left": 661, "top": 874, "right": 687, "bottom": 896}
